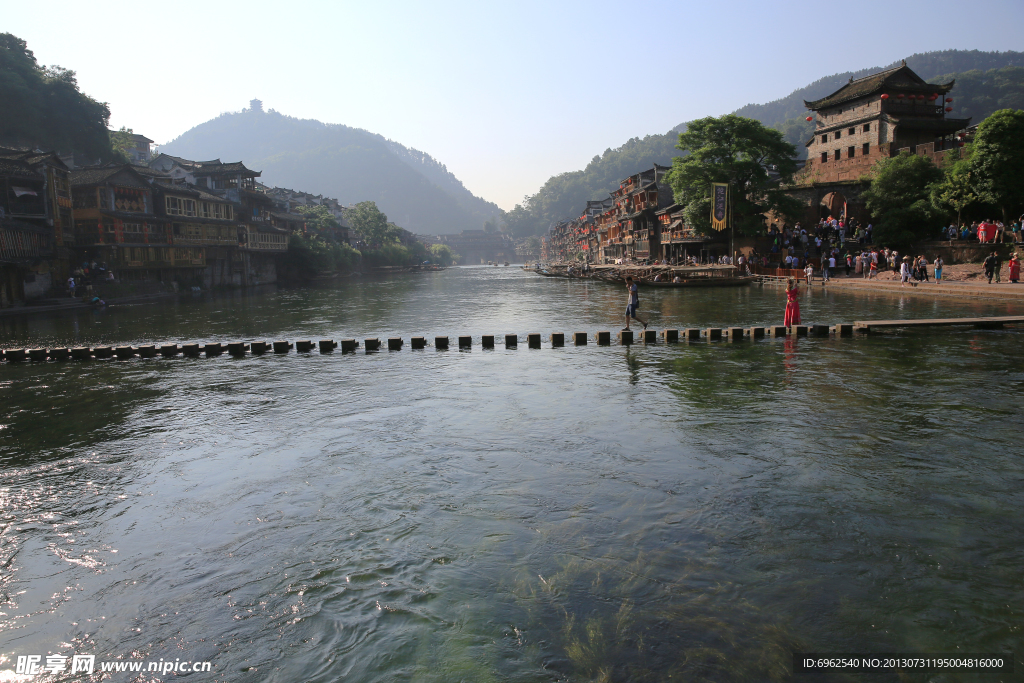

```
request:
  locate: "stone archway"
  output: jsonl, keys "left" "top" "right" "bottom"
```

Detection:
{"left": 820, "top": 191, "right": 847, "bottom": 219}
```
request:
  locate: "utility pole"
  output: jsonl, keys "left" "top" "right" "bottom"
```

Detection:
{"left": 729, "top": 183, "right": 735, "bottom": 267}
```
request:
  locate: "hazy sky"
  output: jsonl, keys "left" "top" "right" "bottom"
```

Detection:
{"left": 4, "top": 0, "right": 1022, "bottom": 209}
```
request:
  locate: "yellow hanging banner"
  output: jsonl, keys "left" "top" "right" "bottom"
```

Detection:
{"left": 710, "top": 183, "right": 729, "bottom": 231}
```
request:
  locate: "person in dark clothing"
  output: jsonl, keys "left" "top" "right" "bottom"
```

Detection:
{"left": 623, "top": 276, "right": 648, "bottom": 331}
{"left": 983, "top": 252, "right": 997, "bottom": 284}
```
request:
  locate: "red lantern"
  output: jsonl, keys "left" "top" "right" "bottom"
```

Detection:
{"left": 806, "top": 116, "right": 813, "bottom": 121}
{"left": 945, "top": 97, "right": 953, "bottom": 103}
{"left": 880, "top": 93, "right": 889, "bottom": 100}
{"left": 945, "top": 107, "right": 953, "bottom": 112}
{"left": 930, "top": 93, "right": 939, "bottom": 100}
{"left": 897, "top": 93, "right": 905, "bottom": 99}
{"left": 917, "top": 95, "right": 926, "bottom": 100}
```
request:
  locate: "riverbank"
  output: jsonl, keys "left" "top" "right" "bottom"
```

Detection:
{"left": 808, "top": 263, "right": 1024, "bottom": 301}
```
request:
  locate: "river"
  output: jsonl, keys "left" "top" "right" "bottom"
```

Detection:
{"left": 1, "top": 267, "right": 1022, "bottom": 682}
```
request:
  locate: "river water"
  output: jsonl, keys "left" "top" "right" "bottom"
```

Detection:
{"left": 1, "top": 267, "right": 1022, "bottom": 682}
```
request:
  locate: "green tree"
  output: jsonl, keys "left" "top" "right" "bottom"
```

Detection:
{"left": 665, "top": 115, "right": 802, "bottom": 236}
{"left": 930, "top": 152, "right": 979, "bottom": 227}
{"left": 109, "top": 126, "right": 136, "bottom": 163}
{"left": 968, "top": 108, "right": 1024, "bottom": 224}
{"left": 862, "top": 152, "right": 943, "bottom": 247}
{"left": 0, "top": 33, "right": 114, "bottom": 159}
{"left": 296, "top": 204, "right": 342, "bottom": 235}
{"left": 279, "top": 234, "right": 360, "bottom": 278}
{"left": 428, "top": 243, "right": 458, "bottom": 265}
{"left": 344, "top": 201, "right": 400, "bottom": 247}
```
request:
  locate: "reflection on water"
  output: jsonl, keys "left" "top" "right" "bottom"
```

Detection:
{"left": 1, "top": 268, "right": 1023, "bottom": 681}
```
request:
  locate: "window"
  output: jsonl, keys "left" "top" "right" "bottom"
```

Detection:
{"left": 73, "top": 191, "right": 98, "bottom": 209}
{"left": 848, "top": 127, "right": 855, "bottom": 135}
{"left": 821, "top": 134, "right": 828, "bottom": 143}
{"left": 182, "top": 199, "right": 197, "bottom": 217}
{"left": 821, "top": 152, "right": 828, "bottom": 163}
{"left": 834, "top": 150, "right": 840, "bottom": 161}
{"left": 848, "top": 146, "right": 855, "bottom": 158}
{"left": 835, "top": 130, "right": 841, "bottom": 140}
{"left": 863, "top": 142, "right": 870, "bottom": 155}
{"left": 166, "top": 196, "right": 181, "bottom": 215}
{"left": 201, "top": 201, "right": 212, "bottom": 218}
{"left": 863, "top": 124, "right": 870, "bottom": 132}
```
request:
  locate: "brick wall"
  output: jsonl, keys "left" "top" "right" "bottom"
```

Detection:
{"left": 797, "top": 143, "right": 892, "bottom": 184}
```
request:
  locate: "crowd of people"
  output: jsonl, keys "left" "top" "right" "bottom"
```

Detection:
{"left": 66, "top": 261, "right": 115, "bottom": 304}
{"left": 943, "top": 218, "right": 1023, "bottom": 243}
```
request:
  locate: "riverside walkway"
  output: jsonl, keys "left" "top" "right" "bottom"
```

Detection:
{"left": 3, "top": 316, "right": 1023, "bottom": 363}
{"left": 814, "top": 278, "right": 1024, "bottom": 301}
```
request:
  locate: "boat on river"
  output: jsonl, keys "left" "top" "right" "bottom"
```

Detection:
{"left": 537, "top": 264, "right": 752, "bottom": 287}
{"left": 639, "top": 275, "right": 755, "bottom": 288}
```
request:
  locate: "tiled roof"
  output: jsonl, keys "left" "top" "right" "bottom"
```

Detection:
{"left": 70, "top": 165, "right": 150, "bottom": 188}
{"left": 154, "top": 184, "right": 201, "bottom": 198}
{"left": 805, "top": 64, "right": 954, "bottom": 110}
{"left": 0, "top": 158, "right": 42, "bottom": 179}
{"left": 131, "top": 164, "right": 170, "bottom": 178}
{"left": 192, "top": 161, "right": 260, "bottom": 176}
{"left": 0, "top": 148, "right": 67, "bottom": 172}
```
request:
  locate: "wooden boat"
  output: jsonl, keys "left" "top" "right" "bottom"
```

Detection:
{"left": 639, "top": 276, "right": 755, "bottom": 288}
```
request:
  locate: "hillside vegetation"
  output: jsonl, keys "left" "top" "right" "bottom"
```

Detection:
{"left": 0, "top": 33, "right": 113, "bottom": 160}
{"left": 162, "top": 108, "right": 500, "bottom": 235}
{"left": 504, "top": 50, "right": 1024, "bottom": 237}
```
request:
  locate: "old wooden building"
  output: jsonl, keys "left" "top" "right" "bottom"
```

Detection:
{"left": 790, "top": 61, "right": 970, "bottom": 224}
{"left": 0, "top": 148, "right": 74, "bottom": 305}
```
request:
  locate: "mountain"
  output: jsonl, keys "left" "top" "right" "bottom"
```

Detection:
{"left": 505, "top": 49, "right": 1024, "bottom": 236}
{"left": 161, "top": 108, "right": 500, "bottom": 235}
{"left": 727, "top": 50, "right": 1024, "bottom": 159}
{"left": 727, "top": 50, "right": 1024, "bottom": 130}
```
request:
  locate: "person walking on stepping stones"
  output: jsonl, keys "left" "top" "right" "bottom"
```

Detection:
{"left": 784, "top": 278, "right": 801, "bottom": 326}
{"left": 623, "top": 276, "right": 648, "bottom": 331}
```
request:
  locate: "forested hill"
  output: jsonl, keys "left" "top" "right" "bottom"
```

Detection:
{"left": 505, "top": 49, "right": 1024, "bottom": 237}
{"left": 161, "top": 108, "right": 500, "bottom": 235}
{"left": 725, "top": 50, "right": 1024, "bottom": 130}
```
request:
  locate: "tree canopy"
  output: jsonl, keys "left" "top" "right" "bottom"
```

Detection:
{"left": 968, "top": 108, "right": 1024, "bottom": 223}
{"left": 665, "top": 115, "right": 801, "bottom": 236}
{"left": 428, "top": 243, "right": 459, "bottom": 266}
{"left": 863, "top": 152, "right": 944, "bottom": 247}
{"left": 344, "top": 201, "right": 401, "bottom": 248}
{"left": 0, "top": 33, "right": 113, "bottom": 159}
{"left": 930, "top": 152, "right": 979, "bottom": 227}
{"left": 296, "top": 204, "right": 343, "bottom": 235}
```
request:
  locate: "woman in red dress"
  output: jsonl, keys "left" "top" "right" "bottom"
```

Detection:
{"left": 1009, "top": 253, "right": 1020, "bottom": 283}
{"left": 784, "top": 277, "right": 801, "bottom": 326}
